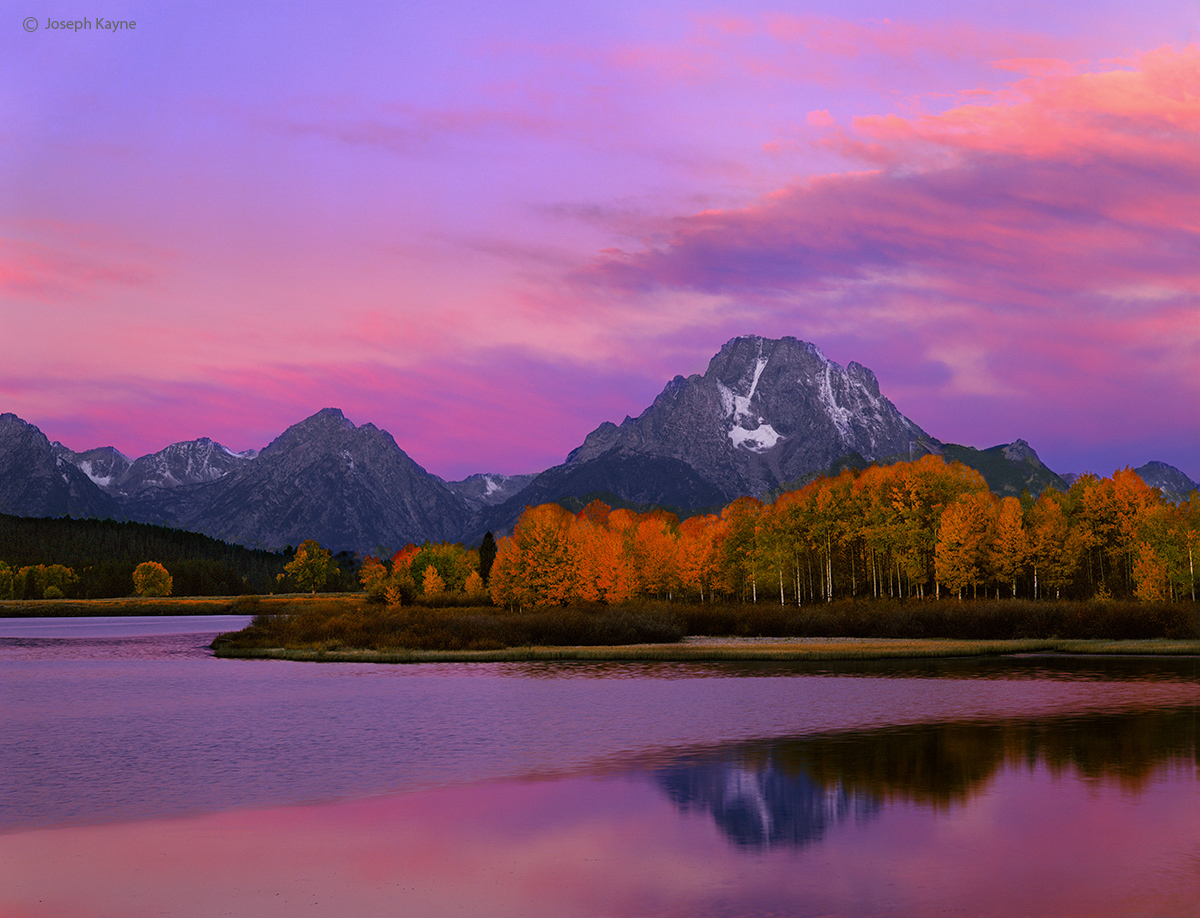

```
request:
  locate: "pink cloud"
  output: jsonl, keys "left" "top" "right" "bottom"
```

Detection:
{"left": 572, "top": 46, "right": 1200, "bottom": 475}
{"left": 0, "top": 228, "right": 159, "bottom": 300}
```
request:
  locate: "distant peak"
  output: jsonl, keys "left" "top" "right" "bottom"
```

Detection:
{"left": 1001, "top": 439, "right": 1040, "bottom": 463}
{"left": 299, "top": 408, "right": 355, "bottom": 430}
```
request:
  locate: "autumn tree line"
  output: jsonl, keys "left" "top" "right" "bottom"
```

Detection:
{"left": 355, "top": 537, "right": 495, "bottom": 605}
{"left": 487, "top": 457, "right": 1199, "bottom": 607}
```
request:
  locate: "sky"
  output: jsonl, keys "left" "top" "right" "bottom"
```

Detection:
{"left": 2, "top": 0, "right": 1197, "bottom": 482}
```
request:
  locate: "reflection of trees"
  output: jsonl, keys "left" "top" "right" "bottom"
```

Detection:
{"left": 654, "top": 706, "right": 1199, "bottom": 848}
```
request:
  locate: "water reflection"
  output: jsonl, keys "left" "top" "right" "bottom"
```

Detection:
{"left": 652, "top": 706, "right": 1199, "bottom": 849}
{"left": 3, "top": 707, "right": 1197, "bottom": 918}
{"left": 2, "top": 621, "right": 1198, "bottom": 918}
{"left": 501, "top": 652, "right": 1200, "bottom": 683}
{"left": 657, "top": 757, "right": 882, "bottom": 849}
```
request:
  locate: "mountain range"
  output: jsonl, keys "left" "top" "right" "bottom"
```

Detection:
{"left": 2, "top": 335, "right": 1194, "bottom": 554}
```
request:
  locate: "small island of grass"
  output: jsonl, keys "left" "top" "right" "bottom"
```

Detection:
{"left": 209, "top": 595, "right": 1200, "bottom": 663}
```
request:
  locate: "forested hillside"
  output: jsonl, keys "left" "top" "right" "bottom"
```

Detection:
{"left": 0, "top": 514, "right": 288, "bottom": 597}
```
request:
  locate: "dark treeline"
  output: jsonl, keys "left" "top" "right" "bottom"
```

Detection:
{"left": 0, "top": 514, "right": 288, "bottom": 597}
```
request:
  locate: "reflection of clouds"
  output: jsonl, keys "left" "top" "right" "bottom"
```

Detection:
{"left": 655, "top": 757, "right": 881, "bottom": 849}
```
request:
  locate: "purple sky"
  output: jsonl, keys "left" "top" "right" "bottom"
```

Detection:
{"left": 3, "top": 1, "right": 1197, "bottom": 481}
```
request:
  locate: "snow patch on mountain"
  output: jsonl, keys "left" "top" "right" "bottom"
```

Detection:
{"left": 720, "top": 353, "right": 785, "bottom": 453}
{"left": 77, "top": 460, "right": 116, "bottom": 488}
{"left": 820, "top": 365, "right": 854, "bottom": 441}
{"left": 729, "top": 422, "right": 783, "bottom": 453}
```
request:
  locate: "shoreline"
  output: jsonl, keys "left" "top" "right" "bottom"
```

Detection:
{"left": 211, "top": 637, "right": 1200, "bottom": 664}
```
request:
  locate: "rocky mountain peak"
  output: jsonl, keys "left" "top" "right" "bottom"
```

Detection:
{"left": 116, "top": 436, "right": 256, "bottom": 495}
{"left": 130, "top": 408, "right": 473, "bottom": 553}
{"left": 59, "top": 445, "right": 133, "bottom": 489}
{"left": 1135, "top": 461, "right": 1198, "bottom": 502}
{"left": 1002, "top": 439, "right": 1038, "bottom": 463}
{"left": 563, "top": 335, "right": 927, "bottom": 500}
{"left": 0, "top": 413, "right": 119, "bottom": 518}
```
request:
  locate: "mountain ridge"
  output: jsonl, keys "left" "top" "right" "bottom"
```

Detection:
{"left": 2, "top": 337, "right": 1194, "bottom": 553}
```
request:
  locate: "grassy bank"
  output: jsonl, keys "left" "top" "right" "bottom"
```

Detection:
{"left": 212, "top": 599, "right": 684, "bottom": 653}
{"left": 206, "top": 595, "right": 1200, "bottom": 659}
{"left": 212, "top": 637, "right": 1200, "bottom": 664}
{"left": 0, "top": 594, "right": 337, "bottom": 618}
{"left": 5, "top": 594, "right": 1197, "bottom": 659}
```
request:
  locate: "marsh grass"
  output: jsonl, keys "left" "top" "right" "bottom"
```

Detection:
{"left": 208, "top": 594, "right": 1200, "bottom": 660}
{"left": 671, "top": 598, "right": 1200, "bottom": 641}
{"left": 215, "top": 599, "right": 685, "bottom": 653}
{"left": 0, "top": 596, "right": 246, "bottom": 617}
{"left": 213, "top": 637, "right": 1200, "bottom": 663}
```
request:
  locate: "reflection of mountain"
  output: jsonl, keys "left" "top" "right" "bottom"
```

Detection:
{"left": 652, "top": 706, "right": 1200, "bottom": 849}
{"left": 656, "top": 757, "right": 880, "bottom": 849}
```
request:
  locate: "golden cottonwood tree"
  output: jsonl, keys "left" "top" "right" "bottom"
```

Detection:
{"left": 133, "top": 561, "right": 173, "bottom": 597}
{"left": 358, "top": 556, "right": 389, "bottom": 601}
{"left": 991, "top": 497, "right": 1030, "bottom": 598}
{"left": 284, "top": 540, "right": 338, "bottom": 593}
{"left": 935, "top": 491, "right": 996, "bottom": 598}
{"left": 489, "top": 503, "right": 577, "bottom": 607}
{"left": 676, "top": 514, "right": 724, "bottom": 602}
{"left": 422, "top": 564, "right": 446, "bottom": 596}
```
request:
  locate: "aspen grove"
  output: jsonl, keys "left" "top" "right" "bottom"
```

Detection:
{"left": 488, "top": 456, "right": 1199, "bottom": 607}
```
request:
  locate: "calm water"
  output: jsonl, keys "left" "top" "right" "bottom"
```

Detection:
{"left": 2, "top": 617, "right": 1198, "bottom": 917}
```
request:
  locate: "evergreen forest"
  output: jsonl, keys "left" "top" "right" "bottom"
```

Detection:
{"left": 0, "top": 514, "right": 289, "bottom": 597}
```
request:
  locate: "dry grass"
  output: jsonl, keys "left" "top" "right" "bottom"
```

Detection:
{"left": 0, "top": 593, "right": 356, "bottom": 618}
{"left": 212, "top": 636, "right": 1200, "bottom": 664}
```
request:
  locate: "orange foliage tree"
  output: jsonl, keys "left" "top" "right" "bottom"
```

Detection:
{"left": 487, "top": 459, "right": 1194, "bottom": 606}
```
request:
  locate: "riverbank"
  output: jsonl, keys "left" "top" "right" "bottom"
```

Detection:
{"left": 208, "top": 595, "right": 1200, "bottom": 656}
{"left": 212, "top": 636, "right": 1200, "bottom": 663}
{"left": 0, "top": 594, "right": 334, "bottom": 617}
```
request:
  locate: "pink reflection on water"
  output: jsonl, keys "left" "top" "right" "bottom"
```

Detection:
{"left": 2, "top": 761, "right": 1198, "bottom": 918}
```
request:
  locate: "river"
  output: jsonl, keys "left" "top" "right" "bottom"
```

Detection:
{"left": 2, "top": 616, "right": 1198, "bottom": 916}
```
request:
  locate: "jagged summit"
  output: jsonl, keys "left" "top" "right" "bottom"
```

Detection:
{"left": 3, "top": 339, "right": 1189, "bottom": 551}
{"left": 441, "top": 472, "right": 539, "bottom": 513}
{"left": 0, "top": 413, "right": 120, "bottom": 518}
{"left": 54, "top": 435, "right": 254, "bottom": 497}
{"left": 1135, "top": 461, "right": 1198, "bottom": 503}
{"left": 565, "top": 335, "right": 928, "bottom": 499}
{"left": 122, "top": 409, "right": 472, "bottom": 552}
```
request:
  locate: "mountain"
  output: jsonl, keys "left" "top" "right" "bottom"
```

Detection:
{"left": 56, "top": 445, "right": 132, "bottom": 490}
{"left": 117, "top": 438, "right": 257, "bottom": 496}
{"left": 472, "top": 450, "right": 730, "bottom": 541}
{"left": 55, "top": 438, "right": 256, "bottom": 497}
{"left": 440, "top": 472, "right": 538, "bottom": 513}
{"left": 2, "top": 336, "right": 1191, "bottom": 553}
{"left": 475, "top": 335, "right": 934, "bottom": 532}
{"left": 1135, "top": 462, "right": 1198, "bottom": 503}
{"left": 122, "top": 408, "right": 470, "bottom": 554}
{"left": 931, "top": 440, "right": 1067, "bottom": 497}
{"left": 0, "top": 414, "right": 120, "bottom": 519}
{"left": 564, "top": 336, "right": 930, "bottom": 502}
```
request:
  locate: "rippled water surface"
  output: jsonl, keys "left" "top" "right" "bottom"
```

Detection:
{"left": 2, "top": 617, "right": 1198, "bottom": 917}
